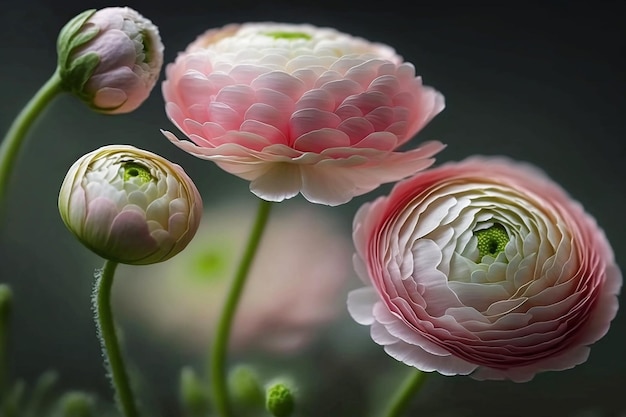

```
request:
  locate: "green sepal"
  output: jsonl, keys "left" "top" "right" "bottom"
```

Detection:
{"left": 56, "top": 9, "right": 97, "bottom": 69}
{"left": 60, "top": 52, "right": 100, "bottom": 99}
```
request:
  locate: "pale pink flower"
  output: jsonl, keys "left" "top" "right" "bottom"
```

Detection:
{"left": 58, "top": 145, "right": 203, "bottom": 265}
{"left": 115, "top": 201, "right": 353, "bottom": 353}
{"left": 161, "top": 22, "right": 445, "bottom": 206}
{"left": 57, "top": 7, "right": 164, "bottom": 114}
{"left": 348, "top": 156, "right": 622, "bottom": 382}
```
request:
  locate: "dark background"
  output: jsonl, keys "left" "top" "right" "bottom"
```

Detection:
{"left": 0, "top": 0, "right": 624, "bottom": 416}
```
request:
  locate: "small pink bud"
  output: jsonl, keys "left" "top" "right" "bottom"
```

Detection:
{"left": 57, "top": 7, "right": 164, "bottom": 114}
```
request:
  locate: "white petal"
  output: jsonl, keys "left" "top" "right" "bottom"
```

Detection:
{"left": 384, "top": 340, "right": 477, "bottom": 376}
{"left": 346, "top": 287, "right": 378, "bottom": 325}
{"left": 249, "top": 163, "right": 302, "bottom": 202}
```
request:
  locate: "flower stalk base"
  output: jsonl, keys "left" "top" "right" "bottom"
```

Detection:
{"left": 380, "top": 369, "right": 427, "bottom": 417}
{"left": 209, "top": 198, "right": 273, "bottom": 417}
{"left": 93, "top": 260, "right": 139, "bottom": 417}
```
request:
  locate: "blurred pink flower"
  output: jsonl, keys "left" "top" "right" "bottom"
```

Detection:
{"left": 348, "top": 156, "right": 622, "bottom": 382}
{"left": 161, "top": 22, "right": 445, "bottom": 206}
{"left": 115, "top": 201, "right": 353, "bottom": 354}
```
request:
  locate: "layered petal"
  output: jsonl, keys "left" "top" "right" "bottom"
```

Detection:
{"left": 162, "top": 22, "right": 445, "bottom": 205}
{"left": 348, "top": 156, "right": 622, "bottom": 381}
{"left": 57, "top": 7, "right": 164, "bottom": 114}
{"left": 58, "top": 145, "right": 203, "bottom": 265}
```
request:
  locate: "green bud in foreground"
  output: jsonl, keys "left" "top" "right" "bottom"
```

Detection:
{"left": 265, "top": 379, "right": 295, "bottom": 417}
{"left": 228, "top": 365, "right": 264, "bottom": 411}
{"left": 54, "top": 391, "right": 95, "bottom": 417}
{"left": 179, "top": 367, "right": 210, "bottom": 416}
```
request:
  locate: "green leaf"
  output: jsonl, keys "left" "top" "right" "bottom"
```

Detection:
{"left": 56, "top": 9, "right": 97, "bottom": 68}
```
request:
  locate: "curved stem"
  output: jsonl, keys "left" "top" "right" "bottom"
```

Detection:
{"left": 94, "top": 260, "right": 139, "bottom": 417}
{"left": 379, "top": 369, "right": 427, "bottom": 417}
{"left": 0, "top": 69, "right": 63, "bottom": 212}
{"left": 210, "top": 198, "right": 273, "bottom": 417}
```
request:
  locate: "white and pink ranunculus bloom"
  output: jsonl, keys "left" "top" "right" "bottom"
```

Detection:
{"left": 162, "top": 22, "right": 445, "bottom": 206}
{"left": 348, "top": 156, "right": 622, "bottom": 382}
{"left": 114, "top": 201, "right": 353, "bottom": 354}
{"left": 58, "top": 145, "right": 203, "bottom": 265}
{"left": 57, "top": 7, "right": 164, "bottom": 114}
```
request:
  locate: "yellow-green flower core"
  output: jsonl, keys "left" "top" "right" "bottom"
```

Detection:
{"left": 475, "top": 224, "right": 509, "bottom": 258}
{"left": 264, "top": 31, "right": 312, "bottom": 40}
{"left": 140, "top": 29, "right": 153, "bottom": 63}
{"left": 123, "top": 162, "right": 152, "bottom": 184}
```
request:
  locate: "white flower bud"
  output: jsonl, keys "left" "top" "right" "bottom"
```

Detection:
{"left": 57, "top": 7, "right": 164, "bottom": 114}
{"left": 58, "top": 145, "right": 202, "bottom": 265}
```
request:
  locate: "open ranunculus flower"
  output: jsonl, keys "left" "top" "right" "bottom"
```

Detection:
{"left": 162, "top": 22, "right": 445, "bottom": 206}
{"left": 348, "top": 156, "right": 622, "bottom": 382}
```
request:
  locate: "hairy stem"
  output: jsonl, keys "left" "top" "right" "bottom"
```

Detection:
{"left": 94, "top": 260, "right": 139, "bottom": 417}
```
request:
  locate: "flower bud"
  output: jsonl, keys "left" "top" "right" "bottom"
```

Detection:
{"left": 57, "top": 7, "right": 164, "bottom": 114}
{"left": 179, "top": 367, "right": 210, "bottom": 416}
{"left": 265, "top": 379, "right": 296, "bottom": 417}
{"left": 54, "top": 391, "right": 95, "bottom": 417}
{"left": 58, "top": 145, "right": 203, "bottom": 265}
{"left": 228, "top": 365, "right": 264, "bottom": 411}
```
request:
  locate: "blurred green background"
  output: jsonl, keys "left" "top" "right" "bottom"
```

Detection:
{"left": 0, "top": 0, "right": 624, "bottom": 416}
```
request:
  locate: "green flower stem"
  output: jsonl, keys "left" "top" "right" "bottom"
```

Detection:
{"left": 94, "top": 260, "right": 139, "bottom": 417}
{"left": 0, "top": 69, "right": 63, "bottom": 213}
{"left": 380, "top": 369, "right": 427, "bottom": 417}
{"left": 210, "top": 198, "right": 273, "bottom": 417}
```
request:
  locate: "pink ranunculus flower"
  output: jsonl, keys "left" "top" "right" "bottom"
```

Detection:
{"left": 114, "top": 201, "right": 353, "bottom": 353}
{"left": 161, "top": 22, "right": 445, "bottom": 206}
{"left": 348, "top": 156, "right": 622, "bottom": 382}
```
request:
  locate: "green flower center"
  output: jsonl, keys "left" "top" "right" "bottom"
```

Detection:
{"left": 264, "top": 31, "right": 312, "bottom": 40}
{"left": 140, "top": 29, "right": 154, "bottom": 64}
{"left": 474, "top": 223, "right": 509, "bottom": 258}
{"left": 123, "top": 162, "right": 152, "bottom": 184}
